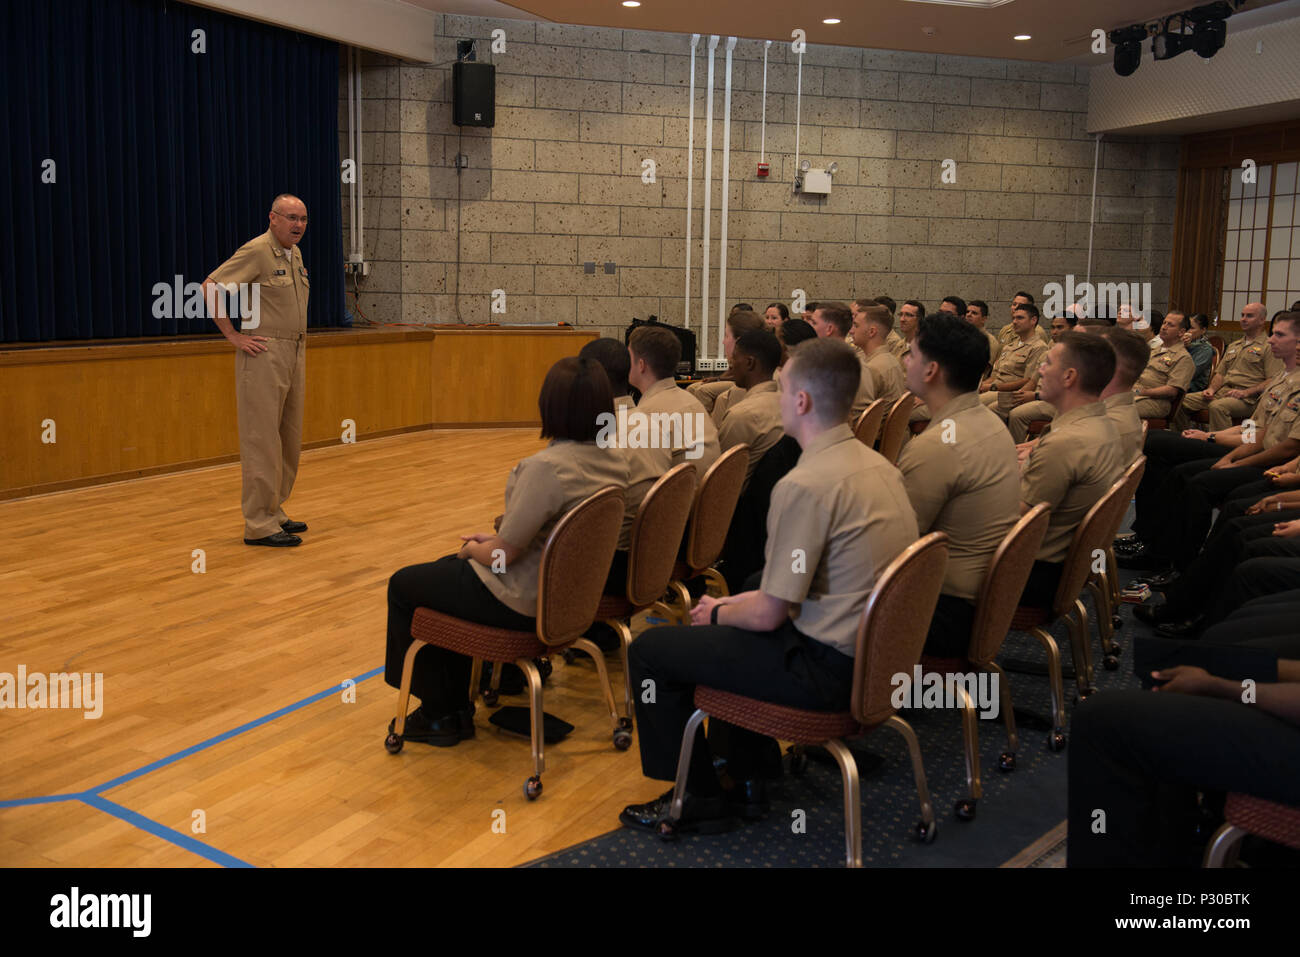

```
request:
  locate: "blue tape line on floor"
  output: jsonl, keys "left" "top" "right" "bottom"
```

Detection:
{"left": 91, "top": 666, "right": 384, "bottom": 794}
{"left": 0, "top": 793, "right": 81, "bottom": 808}
{"left": 81, "top": 795, "right": 254, "bottom": 868}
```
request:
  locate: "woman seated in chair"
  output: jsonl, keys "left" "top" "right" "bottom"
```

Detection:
{"left": 382, "top": 357, "right": 628, "bottom": 746}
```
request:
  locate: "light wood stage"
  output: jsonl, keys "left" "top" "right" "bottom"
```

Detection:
{"left": 0, "top": 428, "right": 663, "bottom": 868}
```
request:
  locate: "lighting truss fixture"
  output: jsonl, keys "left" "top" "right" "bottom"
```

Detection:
{"left": 1108, "top": 24, "right": 1147, "bottom": 76}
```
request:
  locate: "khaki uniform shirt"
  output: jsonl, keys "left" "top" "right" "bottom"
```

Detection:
{"left": 999, "top": 322, "right": 1049, "bottom": 347}
{"left": 865, "top": 347, "right": 906, "bottom": 407}
{"left": 1021, "top": 401, "right": 1124, "bottom": 564}
{"left": 473, "top": 439, "right": 630, "bottom": 616}
{"left": 761, "top": 424, "right": 918, "bottom": 657}
{"left": 897, "top": 393, "right": 1020, "bottom": 601}
{"left": 1103, "top": 391, "right": 1144, "bottom": 465}
{"left": 886, "top": 328, "right": 909, "bottom": 361}
{"left": 619, "top": 377, "right": 720, "bottom": 548}
{"left": 687, "top": 379, "right": 738, "bottom": 417}
{"left": 710, "top": 384, "right": 745, "bottom": 427}
{"left": 1251, "top": 367, "right": 1300, "bottom": 450}
{"left": 989, "top": 337, "right": 1048, "bottom": 413}
{"left": 1219, "top": 333, "right": 1283, "bottom": 391}
{"left": 717, "top": 380, "right": 783, "bottom": 487}
{"left": 849, "top": 344, "right": 876, "bottom": 417}
{"left": 1135, "top": 340, "right": 1195, "bottom": 396}
{"left": 208, "top": 229, "right": 309, "bottom": 338}
{"left": 984, "top": 330, "right": 1001, "bottom": 367}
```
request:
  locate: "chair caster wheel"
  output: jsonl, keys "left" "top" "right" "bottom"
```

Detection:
{"left": 914, "top": 819, "right": 938, "bottom": 843}
{"left": 955, "top": 799, "right": 977, "bottom": 821}
{"left": 617, "top": 716, "right": 633, "bottom": 731}
{"left": 384, "top": 733, "right": 403, "bottom": 754}
{"left": 1111, "top": 614, "right": 1122, "bottom": 630}
{"left": 1048, "top": 730, "right": 1067, "bottom": 752}
{"left": 789, "top": 751, "right": 808, "bottom": 777}
{"left": 656, "top": 819, "right": 679, "bottom": 842}
{"left": 1110, "top": 641, "right": 1122, "bottom": 656}
{"left": 1104, "top": 654, "right": 1119, "bottom": 671}
{"left": 613, "top": 729, "right": 632, "bottom": 751}
{"left": 483, "top": 690, "right": 499, "bottom": 707}
{"left": 537, "top": 657, "right": 553, "bottom": 682}
{"left": 998, "top": 751, "right": 1016, "bottom": 772}
{"left": 561, "top": 649, "right": 576, "bottom": 665}
{"left": 524, "top": 776, "right": 542, "bottom": 800}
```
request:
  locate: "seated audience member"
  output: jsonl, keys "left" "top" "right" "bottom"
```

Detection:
{"left": 1067, "top": 662, "right": 1300, "bottom": 868}
{"left": 1018, "top": 333, "right": 1123, "bottom": 607}
{"left": 871, "top": 295, "right": 907, "bottom": 358}
{"left": 731, "top": 302, "right": 753, "bottom": 315}
{"left": 1133, "top": 311, "right": 1194, "bottom": 419}
{"left": 619, "top": 338, "right": 918, "bottom": 833}
{"left": 687, "top": 310, "right": 765, "bottom": 424}
{"left": 999, "top": 291, "right": 1049, "bottom": 347}
{"left": 810, "top": 301, "right": 874, "bottom": 417}
{"left": 1098, "top": 328, "right": 1149, "bottom": 464}
{"left": 938, "top": 295, "right": 967, "bottom": 317}
{"left": 896, "top": 299, "right": 923, "bottom": 362}
{"left": 763, "top": 302, "right": 789, "bottom": 330}
{"left": 965, "top": 299, "right": 1001, "bottom": 367}
{"left": 897, "top": 315, "right": 1019, "bottom": 657}
{"left": 1200, "top": 586, "right": 1300, "bottom": 655}
{"left": 1119, "top": 312, "right": 1300, "bottom": 577}
{"left": 1183, "top": 312, "right": 1216, "bottom": 394}
{"left": 801, "top": 301, "right": 819, "bottom": 324}
{"left": 850, "top": 303, "right": 906, "bottom": 407}
{"left": 1006, "top": 309, "right": 1078, "bottom": 441}
{"left": 717, "top": 330, "right": 784, "bottom": 488}
{"left": 1174, "top": 302, "right": 1281, "bottom": 432}
{"left": 383, "top": 358, "right": 629, "bottom": 746}
{"left": 980, "top": 303, "right": 1048, "bottom": 423}
{"left": 580, "top": 337, "right": 634, "bottom": 412}
{"left": 777, "top": 311, "right": 817, "bottom": 357}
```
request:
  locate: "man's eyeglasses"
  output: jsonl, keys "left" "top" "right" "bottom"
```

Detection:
{"left": 273, "top": 211, "right": 308, "bottom": 224}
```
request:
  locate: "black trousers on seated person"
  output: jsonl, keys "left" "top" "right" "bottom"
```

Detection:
{"left": 629, "top": 619, "right": 854, "bottom": 792}
{"left": 1131, "top": 433, "right": 1224, "bottom": 542}
{"left": 1204, "top": 543, "right": 1300, "bottom": 626}
{"left": 1162, "top": 510, "right": 1300, "bottom": 619}
{"left": 385, "top": 555, "right": 535, "bottom": 716}
{"left": 1202, "top": 589, "right": 1300, "bottom": 656}
{"left": 1147, "top": 461, "right": 1269, "bottom": 568}
{"left": 1019, "top": 560, "right": 1063, "bottom": 611}
{"left": 1067, "top": 688, "right": 1300, "bottom": 867}
{"left": 922, "top": 593, "right": 977, "bottom": 659}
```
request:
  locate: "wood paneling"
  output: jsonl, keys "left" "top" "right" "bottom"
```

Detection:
{"left": 0, "top": 327, "right": 595, "bottom": 498}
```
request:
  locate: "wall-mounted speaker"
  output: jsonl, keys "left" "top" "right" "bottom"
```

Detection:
{"left": 453, "top": 61, "right": 495, "bottom": 127}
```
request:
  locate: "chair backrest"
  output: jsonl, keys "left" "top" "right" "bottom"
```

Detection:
{"left": 535, "top": 486, "right": 626, "bottom": 646}
{"left": 851, "top": 532, "right": 950, "bottom": 728}
{"left": 1166, "top": 387, "right": 1186, "bottom": 424}
{"left": 1051, "top": 456, "right": 1145, "bottom": 617}
{"left": 1140, "top": 419, "right": 1148, "bottom": 441}
{"left": 852, "top": 399, "right": 887, "bottom": 447}
{"left": 682, "top": 444, "right": 749, "bottom": 572}
{"left": 877, "top": 391, "right": 914, "bottom": 464}
{"left": 625, "top": 463, "right": 699, "bottom": 607}
{"left": 1099, "top": 454, "right": 1146, "bottom": 543}
{"left": 968, "top": 505, "right": 1051, "bottom": 665}
{"left": 1208, "top": 335, "right": 1226, "bottom": 363}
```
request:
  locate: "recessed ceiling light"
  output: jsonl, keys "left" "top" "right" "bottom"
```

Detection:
{"left": 823, "top": 18, "right": 841, "bottom": 24}
{"left": 622, "top": 1, "right": 640, "bottom": 6}
{"left": 1013, "top": 34, "right": 1031, "bottom": 41}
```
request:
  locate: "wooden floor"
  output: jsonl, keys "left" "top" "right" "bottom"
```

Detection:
{"left": 0, "top": 429, "right": 665, "bottom": 867}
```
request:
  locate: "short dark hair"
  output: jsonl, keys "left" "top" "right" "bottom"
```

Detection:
{"left": 786, "top": 338, "right": 860, "bottom": 423}
{"left": 968, "top": 299, "right": 989, "bottom": 318}
{"left": 1013, "top": 302, "right": 1041, "bottom": 321}
{"left": 766, "top": 302, "right": 790, "bottom": 320}
{"left": 814, "top": 302, "right": 853, "bottom": 337}
{"left": 628, "top": 325, "right": 681, "bottom": 380}
{"left": 727, "top": 310, "right": 766, "bottom": 339}
{"left": 872, "top": 295, "right": 896, "bottom": 315}
{"left": 779, "top": 318, "right": 817, "bottom": 349}
{"left": 539, "top": 356, "right": 613, "bottom": 442}
{"left": 863, "top": 303, "right": 893, "bottom": 334}
{"left": 1080, "top": 317, "right": 1113, "bottom": 330}
{"left": 579, "top": 337, "right": 631, "bottom": 397}
{"left": 804, "top": 301, "right": 820, "bottom": 314}
{"left": 734, "top": 329, "right": 782, "bottom": 376}
{"left": 1149, "top": 309, "right": 1165, "bottom": 330}
{"left": 941, "top": 296, "right": 967, "bottom": 316}
{"left": 730, "top": 302, "right": 754, "bottom": 314}
{"left": 1166, "top": 310, "right": 1190, "bottom": 332}
{"left": 1050, "top": 312, "right": 1078, "bottom": 328}
{"left": 1058, "top": 331, "right": 1116, "bottom": 395}
{"left": 902, "top": 299, "right": 926, "bottom": 320}
{"left": 1013, "top": 291, "right": 1035, "bottom": 304}
{"left": 914, "top": 315, "right": 989, "bottom": 394}
{"left": 1100, "top": 328, "right": 1149, "bottom": 388}
{"left": 1189, "top": 312, "right": 1210, "bottom": 331}
{"left": 1275, "top": 311, "right": 1300, "bottom": 333}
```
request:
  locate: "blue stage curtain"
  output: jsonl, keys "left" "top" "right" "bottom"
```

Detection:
{"left": 0, "top": 0, "right": 345, "bottom": 342}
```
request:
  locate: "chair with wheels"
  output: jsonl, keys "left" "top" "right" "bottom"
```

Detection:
{"left": 664, "top": 445, "right": 749, "bottom": 624}
{"left": 852, "top": 399, "right": 887, "bottom": 447}
{"left": 1086, "top": 456, "right": 1147, "bottom": 671}
{"left": 878, "top": 392, "right": 915, "bottom": 465}
{"left": 1204, "top": 793, "right": 1300, "bottom": 867}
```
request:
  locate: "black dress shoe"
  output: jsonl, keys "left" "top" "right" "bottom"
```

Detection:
{"left": 1143, "top": 569, "right": 1181, "bottom": 591}
{"left": 1116, "top": 544, "right": 1168, "bottom": 570}
{"left": 1114, "top": 537, "right": 1144, "bottom": 554}
{"left": 722, "top": 778, "right": 769, "bottom": 821}
{"left": 387, "top": 706, "right": 475, "bottom": 747}
{"left": 1133, "top": 602, "right": 1170, "bottom": 626}
{"left": 244, "top": 531, "right": 302, "bottom": 547}
{"left": 619, "top": 788, "right": 734, "bottom": 834}
{"left": 280, "top": 519, "right": 308, "bottom": 534}
{"left": 1155, "top": 616, "right": 1205, "bottom": 640}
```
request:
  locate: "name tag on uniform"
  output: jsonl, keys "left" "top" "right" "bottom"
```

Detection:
{"left": 274, "top": 269, "right": 286, "bottom": 276}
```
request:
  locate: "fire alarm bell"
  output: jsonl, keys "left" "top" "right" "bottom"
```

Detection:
{"left": 757, "top": 162, "right": 770, "bottom": 177}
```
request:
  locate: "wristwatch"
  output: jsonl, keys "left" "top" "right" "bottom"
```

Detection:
{"left": 1207, "top": 433, "right": 1216, "bottom": 443}
{"left": 710, "top": 604, "right": 721, "bottom": 625}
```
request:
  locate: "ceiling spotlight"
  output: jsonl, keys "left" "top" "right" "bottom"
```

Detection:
{"left": 1108, "top": 24, "right": 1146, "bottom": 76}
{"left": 1013, "top": 34, "right": 1031, "bottom": 40}
{"left": 1187, "top": 1, "right": 1233, "bottom": 57}
{"left": 823, "top": 18, "right": 841, "bottom": 24}
{"left": 1152, "top": 16, "right": 1192, "bottom": 60}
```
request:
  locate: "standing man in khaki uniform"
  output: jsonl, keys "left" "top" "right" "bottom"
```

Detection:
{"left": 716, "top": 330, "right": 784, "bottom": 489}
{"left": 1133, "top": 312, "right": 1195, "bottom": 419}
{"left": 1019, "top": 333, "right": 1124, "bottom": 607}
{"left": 898, "top": 315, "right": 1020, "bottom": 657}
{"left": 1175, "top": 303, "right": 1282, "bottom": 431}
{"left": 850, "top": 304, "right": 905, "bottom": 407}
{"left": 203, "top": 194, "right": 311, "bottom": 547}
{"left": 980, "top": 303, "right": 1048, "bottom": 422}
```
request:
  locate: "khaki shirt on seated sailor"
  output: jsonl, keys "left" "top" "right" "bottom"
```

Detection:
{"left": 810, "top": 301, "right": 874, "bottom": 418}
{"left": 1000, "top": 292, "right": 1050, "bottom": 348}
{"left": 717, "top": 330, "right": 785, "bottom": 489}
{"left": 980, "top": 304, "right": 1047, "bottom": 420}
{"left": 687, "top": 310, "right": 766, "bottom": 425}
{"left": 1133, "top": 312, "right": 1195, "bottom": 419}
{"left": 618, "top": 325, "right": 720, "bottom": 549}
{"left": 1176, "top": 302, "right": 1284, "bottom": 431}
{"left": 851, "top": 302, "right": 906, "bottom": 408}
{"left": 203, "top": 193, "right": 311, "bottom": 547}
{"left": 1005, "top": 311, "right": 1078, "bottom": 442}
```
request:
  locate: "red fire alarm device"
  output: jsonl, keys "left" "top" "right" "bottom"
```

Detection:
{"left": 757, "top": 162, "right": 769, "bottom": 177}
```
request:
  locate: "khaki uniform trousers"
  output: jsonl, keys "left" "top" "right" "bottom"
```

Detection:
{"left": 1008, "top": 399, "right": 1058, "bottom": 443}
{"left": 1134, "top": 396, "right": 1173, "bottom": 420}
{"left": 1174, "top": 391, "right": 1255, "bottom": 432}
{"left": 979, "top": 390, "right": 1010, "bottom": 421}
{"left": 236, "top": 336, "right": 306, "bottom": 539}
